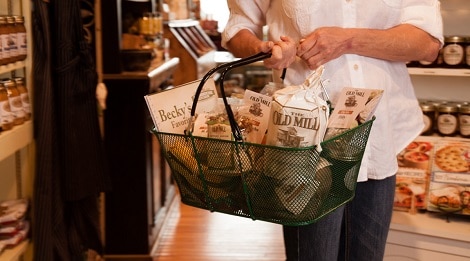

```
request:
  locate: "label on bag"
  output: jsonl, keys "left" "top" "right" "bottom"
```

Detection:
{"left": 145, "top": 78, "right": 218, "bottom": 134}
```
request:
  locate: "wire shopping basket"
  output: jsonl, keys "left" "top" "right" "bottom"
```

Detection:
{"left": 151, "top": 52, "right": 375, "bottom": 226}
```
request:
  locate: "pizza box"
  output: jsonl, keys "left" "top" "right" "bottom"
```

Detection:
{"left": 394, "top": 136, "right": 439, "bottom": 212}
{"left": 427, "top": 137, "right": 470, "bottom": 215}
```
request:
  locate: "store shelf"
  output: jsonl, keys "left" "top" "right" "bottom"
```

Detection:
{"left": 0, "top": 121, "right": 33, "bottom": 162}
{"left": 391, "top": 211, "right": 470, "bottom": 242}
{"left": 408, "top": 67, "right": 470, "bottom": 77}
{"left": 0, "top": 62, "right": 26, "bottom": 75}
{"left": 0, "top": 240, "right": 28, "bottom": 261}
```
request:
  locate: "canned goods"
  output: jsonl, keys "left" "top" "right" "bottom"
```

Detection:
{"left": 459, "top": 104, "right": 470, "bottom": 138}
{"left": 442, "top": 36, "right": 467, "bottom": 68}
{"left": 437, "top": 103, "right": 459, "bottom": 136}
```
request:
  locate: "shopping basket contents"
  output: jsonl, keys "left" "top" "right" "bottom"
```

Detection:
{"left": 146, "top": 52, "right": 376, "bottom": 225}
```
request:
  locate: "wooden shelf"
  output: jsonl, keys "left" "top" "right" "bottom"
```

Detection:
{"left": 391, "top": 211, "right": 470, "bottom": 242}
{"left": 0, "top": 121, "right": 33, "bottom": 162}
{"left": 0, "top": 240, "right": 28, "bottom": 261}
{"left": 408, "top": 67, "right": 470, "bottom": 77}
{"left": 0, "top": 62, "right": 26, "bottom": 75}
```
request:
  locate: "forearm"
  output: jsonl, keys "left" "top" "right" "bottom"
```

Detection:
{"left": 347, "top": 24, "right": 441, "bottom": 62}
{"left": 225, "top": 29, "right": 267, "bottom": 58}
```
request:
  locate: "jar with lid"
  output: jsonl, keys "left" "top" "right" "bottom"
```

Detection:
{"left": 437, "top": 103, "right": 459, "bottom": 136}
{"left": 442, "top": 36, "right": 467, "bottom": 68}
{"left": 3, "top": 79, "right": 25, "bottom": 126}
{"left": 420, "top": 102, "right": 435, "bottom": 135}
{"left": 459, "top": 104, "right": 470, "bottom": 138}
{"left": 0, "top": 16, "right": 11, "bottom": 65}
{"left": 0, "top": 82, "right": 14, "bottom": 131}
{"left": 5, "top": 16, "right": 19, "bottom": 63}
{"left": 13, "top": 15, "right": 27, "bottom": 61}
{"left": 14, "top": 77, "right": 31, "bottom": 120}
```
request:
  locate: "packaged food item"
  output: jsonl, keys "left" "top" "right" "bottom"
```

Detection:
{"left": 427, "top": 138, "right": 470, "bottom": 215}
{"left": 394, "top": 136, "right": 439, "bottom": 213}
{"left": 265, "top": 66, "right": 329, "bottom": 148}
{"left": 145, "top": 78, "right": 218, "bottom": 134}
{"left": 324, "top": 87, "right": 383, "bottom": 140}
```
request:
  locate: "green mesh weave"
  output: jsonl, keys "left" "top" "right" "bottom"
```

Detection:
{"left": 153, "top": 117, "right": 374, "bottom": 226}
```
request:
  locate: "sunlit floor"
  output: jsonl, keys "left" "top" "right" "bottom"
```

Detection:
{"left": 152, "top": 197, "right": 286, "bottom": 261}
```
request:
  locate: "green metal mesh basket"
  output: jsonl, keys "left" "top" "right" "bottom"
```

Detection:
{"left": 151, "top": 52, "right": 375, "bottom": 225}
{"left": 153, "top": 116, "right": 374, "bottom": 226}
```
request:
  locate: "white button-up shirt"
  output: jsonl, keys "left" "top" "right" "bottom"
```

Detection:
{"left": 222, "top": 0, "right": 443, "bottom": 181}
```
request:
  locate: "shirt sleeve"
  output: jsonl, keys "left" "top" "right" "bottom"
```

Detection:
{"left": 401, "top": 0, "right": 444, "bottom": 45}
{"left": 221, "top": 0, "right": 269, "bottom": 49}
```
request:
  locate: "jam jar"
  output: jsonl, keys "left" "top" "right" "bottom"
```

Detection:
{"left": 459, "top": 104, "right": 470, "bottom": 138}
{"left": 437, "top": 103, "right": 459, "bottom": 136}
{"left": 0, "top": 82, "right": 14, "bottom": 131}
{"left": 442, "top": 36, "right": 466, "bottom": 68}
{"left": 420, "top": 102, "right": 435, "bottom": 135}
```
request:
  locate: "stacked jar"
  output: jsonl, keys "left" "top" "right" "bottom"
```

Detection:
{"left": 0, "top": 15, "right": 27, "bottom": 66}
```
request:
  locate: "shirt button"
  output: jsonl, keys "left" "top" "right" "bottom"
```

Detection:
{"left": 353, "top": 64, "right": 359, "bottom": 70}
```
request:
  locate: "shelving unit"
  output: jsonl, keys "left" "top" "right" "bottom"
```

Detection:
{"left": 408, "top": 68, "right": 470, "bottom": 77}
{"left": 0, "top": 0, "right": 34, "bottom": 260}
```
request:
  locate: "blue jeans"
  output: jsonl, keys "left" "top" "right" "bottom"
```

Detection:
{"left": 283, "top": 175, "right": 396, "bottom": 261}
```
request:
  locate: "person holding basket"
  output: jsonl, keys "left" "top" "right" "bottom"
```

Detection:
{"left": 221, "top": 1, "right": 443, "bottom": 260}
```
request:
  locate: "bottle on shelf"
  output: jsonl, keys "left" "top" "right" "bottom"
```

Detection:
{"left": 13, "top": 15, "right": 27, "bottom": 62}
{"left": 2, "top": 79, "right": 25, "bottom": 126}
{"left": 13, "top": 77, "right": 31, "bottom": 121}
{"left": 0, "top": 81, "right": 14, "bottom": 131}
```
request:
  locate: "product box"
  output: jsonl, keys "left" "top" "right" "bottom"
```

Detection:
{"left": 427, "top": 137, "right": 470, "bottom": 215}
{"left": 394, "top": 136, "right": 439, "bottom": 212}
{"left": 145, "top": 78, "right": 218, "bottom": 134}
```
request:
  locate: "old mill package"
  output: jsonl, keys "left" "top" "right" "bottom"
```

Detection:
{"left": 324, "top": 87, "right": 383, "bottom": 140}
{"left": 264, "top": 66, "right": 331, "bottom": 215}
{"left": 144, "top": 78, "right": 218, "bottom": 134}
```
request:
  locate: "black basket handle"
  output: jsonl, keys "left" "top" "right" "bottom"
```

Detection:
{"left": 188, "top": 52, "right": 272, "bottom": 141}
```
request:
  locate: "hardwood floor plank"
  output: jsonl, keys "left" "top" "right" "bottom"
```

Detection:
{"left": 152, "top": 198, "right": 286, "bottom": 261}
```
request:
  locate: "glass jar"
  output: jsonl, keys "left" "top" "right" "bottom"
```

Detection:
{"left": 14, "top": 77, "right": 31, "bottom": 121}
{"left": 0, "top": 16, "right": 12, "bottom": 65}
{"left": 3, "top": 79, "right": 24, "bottom": 126}
{"left": 5, "top": 16, "right": 19, "bottom": 63}
{"left": 0, "top": 82, "right": 14, "bottom": 131}
{"left": 420, "top": 102, "right": 435, "bottom": 135}
{"left": 459, "top": 104, "right": 470, "bottom": 138}
{"left": 13, "top": 15, "right": 27, "bottom": 61}
{"left": 437, "top": 103, "right": 459, "bottom": 136}
{"left": 442, "top": 36, "right": 466, "bottom": 68}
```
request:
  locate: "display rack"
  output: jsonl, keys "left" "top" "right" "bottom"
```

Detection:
{"left": 0, "top": 0, "right": 34, "bottom": 260}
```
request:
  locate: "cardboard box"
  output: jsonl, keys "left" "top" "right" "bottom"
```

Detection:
{"left": 427, "top": 138, "right": 470, "bottom": 215}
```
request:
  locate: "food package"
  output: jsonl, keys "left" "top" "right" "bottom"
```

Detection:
{"left": 324, "top": 87, "right": 383, "bottom": 140}
{"left": 394, "top": 136, "right": 439, "bottom": 212}
{"left": 427, "top": 138, "right": 470, "bottom": 215}
{"left": 263, "top": 67, "right": 331, "bottom": 214}
{"left": 265, "top": 66, "right": 329, "bottom": 148}
{"left": 236, "top": 89, "right": 272, "bottom": 144}
{"left": 145, "top": 78, "right": 219, "bottom": 134}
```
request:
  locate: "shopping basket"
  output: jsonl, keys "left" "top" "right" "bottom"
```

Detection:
{"left": 151, "top": 52, "right": 375, "bottom": 226}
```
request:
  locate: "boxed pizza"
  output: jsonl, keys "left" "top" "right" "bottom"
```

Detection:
{"left": 394, "top": 136, "right": 439, "bottom": 212}
{"left": 427, "top": 137, "right": 470, "bottom": 215}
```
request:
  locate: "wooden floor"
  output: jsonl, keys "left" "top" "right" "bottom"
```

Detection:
{"left": 152, "top": 197, "right": 286, "bottom": 261}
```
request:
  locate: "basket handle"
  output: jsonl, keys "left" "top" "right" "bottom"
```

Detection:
{"left": 188, "top": 52, "right": 272, "bottom": 141}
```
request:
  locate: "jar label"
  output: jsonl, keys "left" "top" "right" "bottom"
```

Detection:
{"left": 437, "top": 114, "right": 458, "bottom": 135}
{"left": 422, "top": 114, "right": 432, "bottom": 135}
{"left": 0, "top": 100, "right": 14, "bottom": 124}
{"left": 443, "top": 44, "right": 464, "bottom": 66}
{"left": 459, "top": 114, "right": 470, "bottom": 136}
{"left": 8, "top": 96, "right": 25, "bottom": 119}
